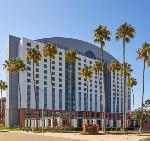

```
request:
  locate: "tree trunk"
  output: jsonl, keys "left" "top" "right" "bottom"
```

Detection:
{"left": 32, "top": 61, "right": 38, "bottom": 129}
{"left": 139, "top": 60, "right": 145, "bottom": 132}
{"left": 100, "top": 43, "right": 106, "bottom": 133}
{"left": 114, "top": 71, "right": 118, "bottom": 130}
{"left": 49, "top": 57, "right": 54, "bottom": 127}
{"left": 69, "top": 62, "right": 72, "bottom": 127}
{"left": 122, "top": 37, "right": 126, "bottom": 132}
{"left": 86, "top": 77, "right": 89, "bottom": 122}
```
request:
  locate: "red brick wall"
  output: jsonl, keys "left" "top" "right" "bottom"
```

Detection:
{"left": 143, "top": 120, "right": 150, "bottom": 130}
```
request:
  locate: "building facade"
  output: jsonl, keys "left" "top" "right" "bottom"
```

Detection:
{"left": 5, "top": 35, "right": 131, "bottom": 127}
{"left": 0, "top": 97, "right": 6, "bottom": 125}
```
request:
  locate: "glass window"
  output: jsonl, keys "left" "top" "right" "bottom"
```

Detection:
{"left": 44, "top": 81, "right": 47, "bottom": 85}
{"left": 59, "top": 62, "right": 62, "bottom": 66}
{"left": 59, "top": 57, "right": 62, "bottom": 61}
{"left": 44, "top": 64, "right": 47, "bottom": 68}
{"left": 36, "top": 74, "right": 39, "bottom": 78}
{"left": 36, "top": 68, "right": 39, "bottom": 72}
{"left": 27, "top": 72, "right": 31, "bottom": 77}
{"left": 44, "top": 59, "right": 47, "bottom": 62}
{"left": 36, "top": 80, "right": 39, "bottom": 84}
{"left": 36, "top": 45, "right": 39, "bottom": 49}
{"left": 27, "top": 42, "right": 31, "bottom": 47}
{"left": 44, "top": 75, "right": 47, "bottom": 79}
{"left": 44, "top": 70, "right": 47, "bottom": 74}
{"left": 27, "top": 66, "right": 31, "bottom": 71}
{"left": 59, "top": 52, "right": 62, "bottom": 55}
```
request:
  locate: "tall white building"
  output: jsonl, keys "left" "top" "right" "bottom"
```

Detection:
{"left": 5, "top": 35, "right": 131, "bottom": 127}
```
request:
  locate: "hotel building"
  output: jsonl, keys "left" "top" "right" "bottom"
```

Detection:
{"left": 5, "top": 35, "right": 131, "bottom": 127}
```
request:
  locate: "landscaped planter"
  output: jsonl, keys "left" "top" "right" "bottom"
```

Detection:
{"left": 82, "top": 124, "right": 99, "bottom": 134}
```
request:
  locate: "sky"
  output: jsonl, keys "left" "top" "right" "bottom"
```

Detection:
{"left": 0, "top": 0, "right": 149, "bottom": 109}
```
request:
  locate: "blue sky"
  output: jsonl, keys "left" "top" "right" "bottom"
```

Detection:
{"left": 0, "top": 0, "right": 149, "bottom": 109}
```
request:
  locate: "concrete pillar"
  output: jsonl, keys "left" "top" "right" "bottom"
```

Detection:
{"left": 58, "top": 118, "right": 62, "bottom": 127}
{"left": 51, "top": 119, "right": 54, "bottom": 127}
{"left": 93, "top": 119, "right": 97, "bottom": 124}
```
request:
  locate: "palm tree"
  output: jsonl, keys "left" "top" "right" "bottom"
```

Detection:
{"left": 92, "top": 60, "right": 103, "bottom": 111}
{"left": 116, "top": 22, "right": 135, "bottom": 131}
{"left": 3, "top": 57, "right": 26, "bottom": 127}
{"left": 25, "top": 48, "right": 41, "bottom": 129}
{"left": 107, "top": 60, "right": 120, "bottom": 129}
{"left": 126, "top": 77, "right": 137, "bottom": 129}
{"left": 137, "top": 42, "right": 150, "bottom": 132}
{"left": 65, "top": 48, "right": 77, "bottom": 126}
{"left": 80, "top": 65, "right": 92, "bottom": 124}
{"left": 43, "top": 42, "right": 57, "bottom": 126}
{"left": 120, "top": 63, "right": 133, "bottom": 129}
{"left": 93, "top": 25, "right": 111, "bottom": 132}
{"left": 0, "top": 80, "right": 7, "bottom": 120}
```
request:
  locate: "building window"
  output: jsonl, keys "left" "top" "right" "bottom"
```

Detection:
{"left": 59, "top": 62, "right": 62, "bottom": 66}
{"left": 59, "top": 78, "right": 62, "bottom": 82}
{"left": 44, "top": 64, "right": 47, "bottom": 68}
{"left": 36, "top": 68, "right": 39, "bottom": 72}
{"left": 27, "top": 78, "right": 31, "bottom": 83}
{"left": 52, "top": 88, "right": 55, "bottom": 109}
{"left": 59, "top": 57, "right": 62, "bottom": 61}
{"left": 36, "top": 45, "right": 39, "bottom": 49}
{"left": 27, "top": 85, "right": 31, "bottom": 108}
{"left": 35, "top": 86, "right": 39, "bottom": 109}
{"left": 44, "top": 70, "right": 47, "bottom": 74}
{"left": 27, "top": 42, "right": 31, "bottom": 47}
{"left": 36, "top": 74, "right": 39, "bottom": 78}
{"left": 44, "top": 59, "right": 47, "bottom": 62}
{"left": 59, "top": 52, "right": 62, "bottom": 55}
{"left": 44, "top": 75, "right": 47, "bottom": 79}
{"left": 36, "top": 80, "right": 39, "bottom": 84}
{"left": 59, "top": 68, "right": 62, "bottom": 71}
{"left": 44, "top": 81, "right": 47, "bottom": 85}
{"left": 27, "top": 61, "right": 31, "bottom": 65}
{"left": 27, "top": 72, "right": 31, "bottom": 77}
{"left": 44, "top": 87, "right": 47, "bottom": 109}
{"left": 59, "top": 89, "right": 62, "bottom": 110}
{"left": 27, "top": 66, "right": 31, "bottom": 71}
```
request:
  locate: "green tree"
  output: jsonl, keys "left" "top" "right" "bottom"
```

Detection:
{"left": 137, "top": 42, "right": 150, "bottom": 132}
{"left": 116, "top": 22, "right": 135, "bottom": 132}
{"left": 107, "top": 60, "right": 120, "bottom": 129}
{"left": 126, "top": 77, "right": 137, "bottom": 129}
{"left": 25, "top": 48, "right": 41, "bottom": 129}
{"left": 65, "top": 48, "right": 77, "bottom": 126}
{"left": 80, "top": 65, "right": 92, "bottom": 123}
{"left": 144, "top": 99, "right": 150, "bottom": 108}
{"left": 93, "top": 25, "right": 111, "bottom": 133}
{"left": 43, "top": 42, "right": 57, "bottom": 125}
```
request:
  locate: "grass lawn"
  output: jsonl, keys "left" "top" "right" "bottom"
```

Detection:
{"left": 0, "top": 126, "right": 21, "bottom": 131}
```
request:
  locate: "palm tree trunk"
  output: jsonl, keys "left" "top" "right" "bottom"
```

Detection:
{"left": 86, "top": 77, "right": 88, "bottom": 123}
{"left": 49, "top": 57, "right": 54, "bottom": 127}
{"left": 122, "top": 37, "right": 126, "bottom": 132}
{"left": 32, "top": 61, "right": 38, "bottom": 129}
{"left": 114, "top": 71, "right": 118, "bottom": 130}
{"left": 100, "top": 43, "right": 106, "bottom": 133}
{"left": 69, "top": 63, "right": 72, "bottom": 127}
{"left": 139, "top": 59, "right": 145, "bottom": 132}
